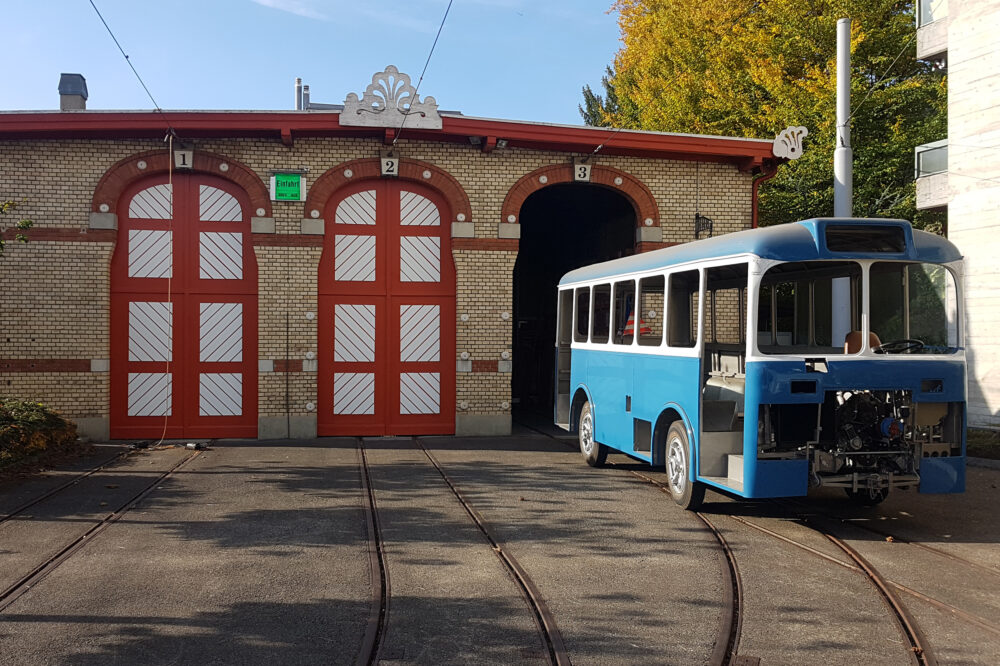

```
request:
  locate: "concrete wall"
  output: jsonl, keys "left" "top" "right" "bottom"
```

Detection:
{"left": 945, "top": 0, "right": 1000, "bottom": 427}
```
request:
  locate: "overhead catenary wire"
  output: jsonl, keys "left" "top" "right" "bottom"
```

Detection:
{"left": 89, "top": 0, "right": 178, "bottom": 443}
{"left": 390, "top": 0, "right": 455, "bottom": 151}
{"left": 87, "top": 0, "right": 176, "bottom": 138}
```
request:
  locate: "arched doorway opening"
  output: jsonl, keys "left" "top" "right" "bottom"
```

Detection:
{"left": 512, "top": 183, "right": 637, "bottom": 421}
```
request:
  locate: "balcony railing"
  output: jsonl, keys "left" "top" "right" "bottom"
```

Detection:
{"left": 915, "top": 140, "right": 948, "bottom": 179}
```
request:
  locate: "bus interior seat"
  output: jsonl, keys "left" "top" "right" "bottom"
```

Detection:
{"left": 844, "top": 330, "right": 881, "bottom": 353}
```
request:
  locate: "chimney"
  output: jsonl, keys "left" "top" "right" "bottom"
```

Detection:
{"left": 58, "top": 73, "right": 88, "bottom": 111}
{"left": 302, "top": 85, "right": 310, "bottom": 110}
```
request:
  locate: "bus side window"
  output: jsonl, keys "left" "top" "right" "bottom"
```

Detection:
{"left": 591, "top": 284, "right": 611, "bottom": 344}
{"left": 558, "top": 290, "right": 574, "bottom": 345}
{"left": 668, "top": 270, "right": 699, "bottom": 347}
{"left": 613, "top": 279, "right": 637, "bottom": 345}
{"left": 574, "top": 287, "right": 590, "bottom": 343}
{"left": 638, "top": 275, "right": 664, "bottom": 346}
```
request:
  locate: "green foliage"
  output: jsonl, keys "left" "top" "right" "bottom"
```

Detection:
{"left": 0, "top": 399, "right": 78, "bottom": 469}
{"left": 0, "top": 198, "right": 33, "bottom": 256}
{"left": 586, "top": 0, "right": 946, "bottom": 231}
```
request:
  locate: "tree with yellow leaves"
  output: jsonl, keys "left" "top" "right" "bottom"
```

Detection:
{"left": 582, "top": 0, "right": 946, "bottom": 231}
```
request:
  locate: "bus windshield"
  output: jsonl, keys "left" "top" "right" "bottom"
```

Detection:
{"left": 756, "top": 260, "right": 959, "bottom": 355}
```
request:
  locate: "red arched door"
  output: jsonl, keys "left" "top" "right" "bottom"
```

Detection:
{"left": 318, "top": 180, "right": 455, "bottom": 435}
{"left": 110, "top": 174, "right": 258, "bottom": 439}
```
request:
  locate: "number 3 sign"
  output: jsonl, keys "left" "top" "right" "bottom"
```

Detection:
{"left": 573, "top": 158, "right": 592, "bottom": 182}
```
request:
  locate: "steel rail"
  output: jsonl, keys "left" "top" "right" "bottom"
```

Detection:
{"left": 624, "top": 467, "right": 744, "bottom": 666}
{"left": 0, "top": 450, "right": 200, "bottom": 612}
{"left": 519, "top": 423, "right": 742, "bottom": 666}
{"left": 819, "top": 527, "right": 938, "bottom": 666}
{"left": 355, "top": 439, "right": 390, "bottom": 666}
{"left": 784, "top": 498, "right": 1000, "bottom": 580}
{"left": 729, "top": 514, "right": 1000, "bottom": 638}
{"left": 0, "top": 448, "right": 131, "bottom": 526}
{"left": 414, "top": 437, "right": 571, "bottom": 666}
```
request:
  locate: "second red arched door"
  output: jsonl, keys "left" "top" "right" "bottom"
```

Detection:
{"left": 318, "top": 180, "right": 455, "bottom": 435}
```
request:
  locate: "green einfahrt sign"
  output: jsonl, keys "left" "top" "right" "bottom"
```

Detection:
{"left": 271, "top": 173, "right": 304, "bottom": 201}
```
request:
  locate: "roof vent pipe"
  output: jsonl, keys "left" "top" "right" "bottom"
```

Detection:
{"left": 295, "top": 77, "right": 302, "bottom": 110}
{"left": 302, "top": 85, "right": 310, "bottom": 110}
{"left": 58, "top": 73, "right": 88, "bottom": 111}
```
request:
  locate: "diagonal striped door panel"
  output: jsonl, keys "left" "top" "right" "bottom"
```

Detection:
{"left": 400, "top": 191, "right": 440, "bottom": 226}
{"left": 320, "top": 180, "right": 454, "bottom": 436}
{"left": 335, "top": 235, "right": 376, "bottom": 282}
{"left": 200, "top": 302, "right": 243, "bottom": 362}
{"left": 400, "top": 373, "right": 440, "bottom": 414}
{"left": 129, "top": 301, "right": 172, "bottom": 362}
{"left": 200, "top": 185, "right": 242, "bottom": 222}
{"left": 336, "top": 190, "right": 377, "bottom": 225}
{"left": 112, "top": 174, "right": 257, "bottom": 439}
{"left": 400, "top": 305, "right": 440, "bottom": 362}
{"left": 128, "top": 230, "right": 172, "bottom": 278}
{"left": 400, "top": 236, "right": 440, "bottom": 282}
{"left": 129, "top": 184, "right": 172, "bottom": 219}
{"left": 335, "top": 304, "right": 375, "bottom": 362}
{"left": 334, "top": 373, "right": 376, "bottom": 414}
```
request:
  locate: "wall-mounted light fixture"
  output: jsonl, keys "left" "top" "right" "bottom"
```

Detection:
{"left": 695, "top": 213, "right": 714, "bottom": 239}
{"left": 495, "top": 138, "right": 509, "bottom": 149}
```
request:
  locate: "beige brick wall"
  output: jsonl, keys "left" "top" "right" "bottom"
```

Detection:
{"left": 0, "top": 134, "right": 754, "bottom": 435}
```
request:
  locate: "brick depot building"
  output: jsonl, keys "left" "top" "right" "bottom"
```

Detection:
{"left": 0, "top": 69, "right": 786, "bottom": 440}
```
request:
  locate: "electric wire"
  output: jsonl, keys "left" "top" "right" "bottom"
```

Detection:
{"left": 88, "top": 1, "right": 186, "bottom": 444}
{"left": 87, "top": 0, "right": 176, "bottom": 137}
{"left": 390, "top": 0, "right": 455, "bottom": 150}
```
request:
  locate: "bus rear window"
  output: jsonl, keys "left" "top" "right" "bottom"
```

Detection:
{"left": 825, "top": 225, "right": 906, "bottom": 253}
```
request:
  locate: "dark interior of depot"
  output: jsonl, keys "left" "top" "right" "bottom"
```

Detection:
{"left": 512, "top": 183, "right": 636, "bottom": 421}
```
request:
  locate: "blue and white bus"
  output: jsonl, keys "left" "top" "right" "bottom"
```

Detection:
{"left": 555, "top": 218, "right": 965, "bottom": 509}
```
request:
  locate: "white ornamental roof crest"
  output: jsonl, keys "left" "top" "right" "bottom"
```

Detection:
{"left": 341, "top": 66, "right": 442, "bottom": 130}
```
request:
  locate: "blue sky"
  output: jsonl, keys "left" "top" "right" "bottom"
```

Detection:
{"left": 3, "top": 0, "right": 622, "bottom": 125}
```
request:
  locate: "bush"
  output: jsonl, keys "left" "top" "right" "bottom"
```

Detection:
{"left": 0, "top": 399, "right": 78, "bottom": 469}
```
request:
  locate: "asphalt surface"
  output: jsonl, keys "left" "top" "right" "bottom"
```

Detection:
{"left": 0, "top": 432, "right": 997, "bottom": 665}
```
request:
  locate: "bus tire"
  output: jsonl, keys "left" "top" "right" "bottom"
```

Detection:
{"left": 578, "top": 401, "right": 607, "bottom": 467}
{"left": 666, "top": 422, "right": 704, "bottom": 510}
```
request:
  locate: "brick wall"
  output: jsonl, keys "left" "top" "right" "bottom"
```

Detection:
{"left": 0, "top": 134, "right": 754, "bottom": 438}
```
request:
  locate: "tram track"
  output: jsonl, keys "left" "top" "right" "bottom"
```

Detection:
{"left": 354, "top": 435, "right": 568, "bottom": 665}
{"left": 783, "top": 498, "right": 1000, "bottom": 580}
{"left": 0, "top": 448, "right": 131, "bottom": 526}
{"left": 728, "top": 513, "right": 1000, "bottom": 639}
{"left": 0, "top": 449, "right": 200, "bottom": 613}
{"left": 520, "top": 423, "right": 743, "bottom": 666}
{"left": 355, "top": 439, "right": 390, "bottom": 666}
{"left": 413, "top": 437, "right": 570, "bottom": 666}
{"left": 517, "top": 421, "right": 1000, "bottom": 664}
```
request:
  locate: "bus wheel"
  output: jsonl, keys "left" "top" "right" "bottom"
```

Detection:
{"left": 579, "top": 401, "right": 607, "bottom": 467}
{"left": 666, "top": 422, "right": 704, "bottom": 510}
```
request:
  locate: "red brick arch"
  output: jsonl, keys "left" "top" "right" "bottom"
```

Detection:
{"left": 92, "top": 150, "right": 272, "bottom": 217}
{"left": 304, "top": 158, "right": 472, "bottom": 222}
{"left": 501, "top": 164, "right": 659, "bottom": 227}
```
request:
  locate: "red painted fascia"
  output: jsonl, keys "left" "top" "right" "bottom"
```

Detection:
{"left": 0, "top": 111, "right": 777, "bottom": 165}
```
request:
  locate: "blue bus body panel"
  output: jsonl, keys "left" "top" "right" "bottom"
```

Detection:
{"left": 919, "top": 456, "right": 965, "bottom": 493}
{"left": 559, "top": 218, "right": 962, "bottom": 286}
{"left": 745, "top": 358, "right": 967, "bottom": 496}
{"left": 571, "top": 349, "right": 700, "bottom": 467}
